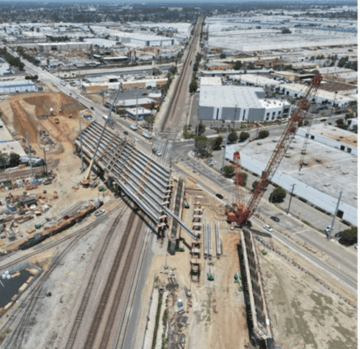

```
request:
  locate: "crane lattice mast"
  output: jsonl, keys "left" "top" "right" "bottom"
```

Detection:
{"left": 226, "top": 75, "right": 323, "bottom": 226}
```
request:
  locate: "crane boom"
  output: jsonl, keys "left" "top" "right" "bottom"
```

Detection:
{"left": 226, "top": 75, "right": 323, "bottom": 226}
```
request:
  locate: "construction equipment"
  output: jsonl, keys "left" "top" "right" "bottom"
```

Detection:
{"left": 207, "top": 263, "right": 214, "bottom": 281}
{"left": 69, "top": 114, "right": 73, "bottom": 119}
{"left": 226, "top": 75, "right": 323, "bottom": 227}
{"left": 81, "top": 87, "right": 122, "bottom": 187}
{"left": 54, "top": 118, "right": 59, "bottom": 124}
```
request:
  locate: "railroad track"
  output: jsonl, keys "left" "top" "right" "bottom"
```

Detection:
{"left": 84, "top": 211, "right": 144, "bottom": 349}
{"left": 160, "top": 19, "right": 202, "bottom": 133}
{"left": 0, "top": 202, "right": 128, "bottom": 349}
{"left": 0, "top": 204, "right": 119, "bottom": 272}
{"left": 64, "top": 206, "right": 133, "bottom": 349}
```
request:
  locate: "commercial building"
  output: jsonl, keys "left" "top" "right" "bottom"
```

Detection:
{"left": 0, "top": 80, "right": 37, "bottom": 94}
{"left": 37, "top": 42, "right": 92, "bottom": 52}
{"left": 198, "top": 86, "right": 291, "bottom": 122}
{"left": 205, "top": 62, "right": 233, "bottom": 71}
{"left": 114, "top": 97, "right": 158, "bottom": 110}
{"left": 125, "top": 107, "right": 152, "bottom": 120}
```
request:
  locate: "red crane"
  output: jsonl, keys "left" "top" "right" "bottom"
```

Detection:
{"left": 226, "top": 75, "right": 323, "bottom": 227}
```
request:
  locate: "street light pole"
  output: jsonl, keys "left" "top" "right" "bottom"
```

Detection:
{"left": 287, "top": 184, "right": 296, "bottom": 214}
{"left": 221, "top": 125, "right": 229, "bottom": 174}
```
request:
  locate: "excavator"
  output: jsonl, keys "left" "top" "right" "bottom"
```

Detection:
{"left": 80, "top": 87, "right": 122, "bottom": 187}
{"left": 226, "top": 75, "right": 323, "bottom": 228}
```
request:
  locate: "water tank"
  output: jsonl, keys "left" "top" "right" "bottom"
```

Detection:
{"left": 177, "top": 299, "right": 183, "bottom": 307}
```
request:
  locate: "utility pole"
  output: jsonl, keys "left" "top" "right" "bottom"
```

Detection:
{"left": 287, "top": 184, "right": 296, "bottom": 214}
{"left": 221, "top": 125, "right": 229, "bottom": 174}
{"left": 329, "top": 191, "right": 342, "bottom": 239}
{"left": 26, "top": 133, "right": 34, "bottom": 178}
{"left": 79, "top": 114, "right": 84, "bottom": 172}
{"left": 135, "top": 92, "right": 139, "bottom": 127}
{"left": 43, "top": 147, "right": 48, "bottom": 174}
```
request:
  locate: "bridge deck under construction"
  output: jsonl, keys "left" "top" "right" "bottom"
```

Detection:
{"left": 75, "top": 121, "right": 198, "bottom": 239}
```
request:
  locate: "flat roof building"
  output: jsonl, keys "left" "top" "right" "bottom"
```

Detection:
{"left": 199, "top": 86, "right": 292, "bottom": 122}
{"left": 200, "top": 76, "right": 222, "bottom": 87}
{"left": 37, "top": 42, "right": 92, "bottom": 52}
{"left": 0, "top": 80, "right": 37, "bottom": 94}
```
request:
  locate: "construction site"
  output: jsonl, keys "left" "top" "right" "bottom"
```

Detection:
{"left": 0, "top": 37, "right": 357, "bottom": 349}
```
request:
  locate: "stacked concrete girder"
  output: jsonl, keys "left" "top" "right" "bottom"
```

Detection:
{"left": 240, "top": 227, "right": 274, "bottom": 347}
{"left": 215, "top": 220, "right": 222, "bottom": 259}
{"left": 75, "top": 122, "right": 197, "bottom": 239}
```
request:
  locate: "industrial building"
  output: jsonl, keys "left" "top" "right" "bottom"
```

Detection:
{"left": 278, "top": 83, "right": 356, "bottom": 106}
{"left": 198, "top": 86, "right": 291, "bottom": 122}
{"left": 125, "top": 107, "right": 152, "bottom": 120}
{"left": 199, "top": 76, "right": 222, "bottom": 87}
{"left": 230, "top": 74, "right": 281, "bottom": 88}
{"left": 225, "top": 134, "right": 357, "bottom": 226}
{"left": 297, "top": 124, "right": 357, "bottom": 156}
{"left": 37, "top": 42, "right": 93, "bottom": 52}
{"left": 0, "top": 80, "right": 37, "bottom": 94}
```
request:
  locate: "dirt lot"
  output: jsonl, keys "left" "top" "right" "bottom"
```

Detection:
{"left": 257, "top": 237, "right": 357, "bottom": 349}
{"left": 0, "top": 91, "right": 89, "bottom": 157}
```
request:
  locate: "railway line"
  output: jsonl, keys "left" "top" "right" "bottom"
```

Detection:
{"left": 64, "top": 209, "right": 145, "bottom": 349}
{"left": 160, "top": 18, "right": 202, "bottom": 134}
{"left": 0, "top": 204, "right": 120, "bottom": 271}
{"left": 0, "top": 202, "right": 128, "bottom": 349}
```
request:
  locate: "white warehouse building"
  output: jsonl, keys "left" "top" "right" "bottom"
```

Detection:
{"left": 198, "top": 86, "right": 292, "bottom": 122}
{"left": 278, "top": 83, "right": 356, "bottom": 107}
{"left": 0, "top": 80, "right": 37, "bottom": 94}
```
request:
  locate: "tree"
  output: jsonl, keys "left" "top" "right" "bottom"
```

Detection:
{"left": 223, "top": 165, "right": 234, "bottom": 177}
{"left": 189, "top": 79, "right": 198, "bottom": 93}
{"left": 340, "top": 226, "right": 357, "bottom": 246}
{"left": 168, "top": 65, "right": 177, "bottom": 75}
{"left": 270, "top": 187, "right": 286, "bottom": 203}
{"left": 183, "top": 125, "right": 191, "bottom": 139}
{"left": 240, "top": 172, "right": 248, "bottom": 186}
{"left": 0, "top": 152, "right": 8, "bottom": 170}
{"left": 220, "top": 53, "right": 226, "bottom": 59}
{"left": 336, "top": 118, "right": 344, "bottom": 126}
{"left": 228, "top": 130, "right": 238, "bottom": 143}
{"left": 9, "top": 152, "right": 20, "bottom": 167}
{"left": 337, "top": 124, "right": 348, "bottom": 130}
{"left": 239, "top": 131, "right": 250, "bottom": 142}
{"left": 212, "top": 136, "right": 223, "bottom": 150}
{"left": 233, "top": 60, "right": 242, "bottom": 70}
{"left": 345, "top": 113, "right": 354, "bottom": 120}
{"left": 252, "top": 180, "right": 259, "bottom": 191}
{"left": 194, "top": 135, "right": 210, "bottom": 157}
{"left": 198, "top": 123, "right": 206, "bottom": 135}
{"left": 352, "top": 125, "right": 357, "bottom": 133}
{"left": 258, "top": 130, "right": 269, "bottom": 139}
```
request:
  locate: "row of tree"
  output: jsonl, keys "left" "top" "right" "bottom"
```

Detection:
{"left": 16, "top": 46, "right": 40, "bottom": 66}
{"left": 0, "top": 47, "right": 24, "bottom": 71}
{"left": 0, "top": 152, "right": 21, "bottom": 169}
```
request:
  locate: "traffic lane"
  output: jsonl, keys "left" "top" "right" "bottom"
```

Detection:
{"left": 251, "top": 217, "right": 357, "bottom": 291}
{"left": 259, "top": 204, "right": 357, "bottom": 274}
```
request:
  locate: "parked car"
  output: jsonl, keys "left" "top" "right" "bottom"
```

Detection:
{"left": 134, "top": 138, "right": 139, "bottom": 142}
{"left": 270, "top": 216, "right": 280, "bottom": 223}
{"left": 83, "top": 115, "right": 93, "bottom": 121}
{"left": 156, "top": 151, "right": 162, "bottom": 157}
{"left": 90, "top": 106, "right": 94, "bottom": 111}
{"left": 94, "top": 209, "right": 105, "bottom": 217}
{"left": 215, "top": 193, "right": 224, "bottom": 200}
{"left": 354, "top": 244, "right": 358, "bottom": 250}
{"left": 263, "top": 224, "right": 273, "bottom": 232}
{"left": 123, "top": 130, "right": 129, "bottom": 135}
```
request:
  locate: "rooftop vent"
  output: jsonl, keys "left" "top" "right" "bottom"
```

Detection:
{"left": 326, "top": 165, "right": 332, "bottom": 168}
{"left": 324, "top": 183, "right": 331, "bottom": 187}
{"left": 257, "top": 142, "right": 262, "bottom": 145}
{"left": 342, "top": 170, "right": 349, "bottom": 175}
{"left": 289, "top": 146, "right": 294, "bottom": 149}
{"left": 315, "top": 159, "right": 321, "bottom": 163}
